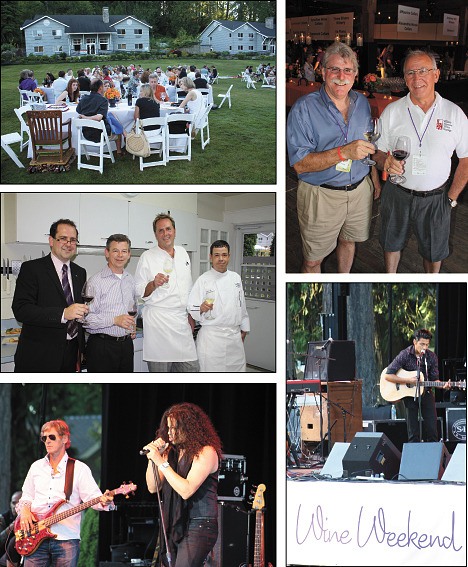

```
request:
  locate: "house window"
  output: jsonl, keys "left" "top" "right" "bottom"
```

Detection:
{"left": 33, "top": 30, "right": 43, "bottom": 39}
{"left": 135, "top": 44, "right": 143, "bottom": 50}
{"left": 117, "top": 44, "right": 126, "bottom": 50}
{"left": 238, "top": 45, "right": 244, "bottom": 51}
{"left": 248, "top": 45, "right": 254, "bottom": 51}
{"left": 262, "top": 45, "right": 267, "bottom": 51}
{"left": 34, "top": 45, "right": 44, "bottom": 53}
{"left": 73, "top": 40, "right": 81, "bottom": 51}
{"left": 54, "top": 45, "right": 63, "bottom": 53}
{"left": 134, "top": 29, "right": 143, "bottom": 35}
{"left": 229, "top": 33, "right": 231, "bottom": 37}
{"left": 117, "top": 28, "right": 126, "bottom": 36}
{"left": 249, "top": 33, "right": 254, "bottom": 39}
{"left": 52, "top": 29, "right": 62, "bottom": 38}
{"left": 100, "top": 40, "right": 108, "bottom": 51}
{"left": 238, "top": 33, "right": 243, "bottom": 38}
{"left": 241, "top": 230, "right": 276, "bottom": 300}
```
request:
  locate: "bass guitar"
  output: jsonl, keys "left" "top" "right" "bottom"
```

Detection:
{"left": 380, "top": 368, "right": 466, "bottom": 402}
{"left": 15, "top": 482, "right": 137, "bottom": 556}
{"left": 249, "top": 484, "right": 273, "bottom": 567}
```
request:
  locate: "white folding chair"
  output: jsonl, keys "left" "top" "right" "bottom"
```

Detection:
{"left": 241, "top": 71, "right": 248, "bottom": 82}
{"left": 18, "top": 88, "right": 44, "bottom": 107}
{"left": 209, "top": 74, "right": 219, "bottom": 85}
{"left": 1, "top": 133, "right": 25, "bottom": 168}
{"left": 14, "top": 105, "right": 32, "bottom": 152}
{"left": 246, "top": 75, "right": 257, "bottom": 89}
{"left": 217, "top": 84, "right": 233, "bottom": 108}
{"left": 79, "top": 91, "right": 90, "bottom": 98}
{"left": 138, "top": 116, "right": 167, "bottom": 169}
{"left": 166, "top": 114, "right": 194, "bottom": 161}
{"left": 197, "top": 103, "right": 212, "bottom": 150}
{"left": 176, "top": 88, "right": 187, "bottom": 102}
{"left": 75, "top": 119, "right": 115, "bottom": 174}
{"left": 197, "top": 88, "right": 210, "bottom": 107}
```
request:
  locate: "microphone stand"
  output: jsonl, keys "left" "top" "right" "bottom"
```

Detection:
{"left": 150, "top": 459, "right": 172, "bottom": 567}
{"left": 415, "top": 356, "right": 423, "bottom": 442}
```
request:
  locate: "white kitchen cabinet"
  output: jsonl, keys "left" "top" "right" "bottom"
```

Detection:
{"left": 79, "top": 195, "right": 129, "bottom": 246}
{"left": 244, "top": 299, "right": 275, "bottom": 371}
{"left": 4, "top": 193, "right": 81, "bottom": 243}
{"left": 128, "top": 202, "right": 158, "bottom": 249}
{"left": 170, "top": 208, "right": 197, "bottom": 251}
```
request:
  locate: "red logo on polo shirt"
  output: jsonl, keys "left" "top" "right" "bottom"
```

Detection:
{"left": 436, "top": 119, "right": 443, "bottom": 130}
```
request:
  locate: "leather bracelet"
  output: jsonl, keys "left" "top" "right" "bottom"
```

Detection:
{"left": 337, "top": 146, "right": 345, "bottom": 161}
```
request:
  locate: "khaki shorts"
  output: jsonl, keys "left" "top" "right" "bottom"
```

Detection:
{"left": 297, "top": 176, "right": 373, "bottom": 261}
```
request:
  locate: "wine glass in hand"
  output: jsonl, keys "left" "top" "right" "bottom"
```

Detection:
{"left": 361, "top": 117, "right": 381, "bottom": 166}
{"left": 390, "top": 136, "right": 411, "bottom": 184}
{"left": 162, "top": 258, "right": 173, "bottom": 289}
{"left": 79, "top": 281, "right": 95, "bottom": 323}
{"left": 204, "top": 289, "right": 215, "bottom": 320}
{"left": 161, "top": 92, "right": 166, "bottom": 103}
{"left": 127, "top": 298, "right": 138, "bottom": 335}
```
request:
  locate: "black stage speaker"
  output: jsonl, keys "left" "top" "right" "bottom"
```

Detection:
{"left": 205, "top": 502, "right": 248, "bottom": 567}
{"left": 441, "top": 443, "right": 466, "bottom": 482}
{"left": 362, "top": 418, "right": 444, "bottom": 452}
{"left": 398, "top": 443, "right": 450, "bottom": 480}
{"left": 398, "top": 442, "right": 451, "bottom": 480}
{"left": 342, "top": 432, "right": 401, "bottom": 480}
{"left": 304, "top": 340, "right": 356, "bottom": 382}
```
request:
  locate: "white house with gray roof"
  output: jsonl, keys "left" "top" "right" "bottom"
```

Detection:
{"left": 20, "top": 7, "right": 151, "bottom": 56}
{"left": 199, "top": 18, "right": 276, "bottom": 55}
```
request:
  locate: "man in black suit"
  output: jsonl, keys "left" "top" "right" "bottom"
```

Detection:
{"left": 12, "top": 219, "right": 88, "bottom": 372}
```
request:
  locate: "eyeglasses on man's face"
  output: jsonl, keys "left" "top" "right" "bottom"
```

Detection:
{"left": 40, "top": 434, "right": 61, "bottom": 442}
{"left": 326, "top": 67, "right": 355, "bottom": 76}
{"left": 404, "top": 68, "right": 436, "bottom": 78}
{"left": 54, "top": 237, "right": 79, "bottom": 245}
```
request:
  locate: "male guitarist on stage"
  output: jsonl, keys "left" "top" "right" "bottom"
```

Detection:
{"left": 383, "top": 329, "right": 449, "bottom": 443}
{"left": 16, "top": 419, "right": 114, "bottom": 567}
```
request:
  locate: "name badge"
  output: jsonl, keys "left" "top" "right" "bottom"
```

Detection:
{"left": 412, "top": 154, "right": 427, "bottom": 176}
{"left": 336, "top": 159, "right": 352, "bottom": 173}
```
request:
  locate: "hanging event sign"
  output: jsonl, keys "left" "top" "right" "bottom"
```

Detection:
{"left": 397, "top": 5, "right": 420, "bottom": 33}
{"left": 287, "top": 13, "right": 354, "bottom": 41}
{"left": 443, "top": 13, "right": 459, "bottom": 37}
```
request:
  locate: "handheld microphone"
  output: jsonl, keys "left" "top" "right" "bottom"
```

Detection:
{"left": 420, "top": 349, "right": 426, "bottom": 356}
{"left": 139, "top": 442, "right": 169, "bottom": 456}
{"left": 320, "top": 337, "right": 333, "bottom": 350}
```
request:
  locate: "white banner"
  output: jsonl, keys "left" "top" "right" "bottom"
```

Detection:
{"left": 286, "top": 13, "right": 354, "bottom": 40}
{"left": 443, "top": 13, "right": 459, "bottom": 37}
{"left": 287, "top": 480, "right": 466, "bottom": 566}
{"left": 397, "top": 5, "right": 420, "bottom": 33}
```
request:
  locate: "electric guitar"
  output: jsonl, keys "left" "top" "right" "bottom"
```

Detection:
{"left": 380, "top": 368, "right": 466, "bottom": 402}
{"left": 252, "top": 484, "right": 266, "bottom": 567}
{"left": 14, "top": 482, "right": 137, "bottom": 556}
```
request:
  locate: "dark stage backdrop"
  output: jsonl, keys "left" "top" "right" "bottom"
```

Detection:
{"left": 437, "top": 283, "right": 467, "bottom": 360}
{"left": 98, "top": 383, "right": 276, "bottom": 565}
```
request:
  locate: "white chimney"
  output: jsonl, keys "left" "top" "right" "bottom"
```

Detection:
{"left": 103, "top": 7, "right": 109, "bottom": 23}
{"left": 265, "top": 17, "right": 274, "bottom": 29}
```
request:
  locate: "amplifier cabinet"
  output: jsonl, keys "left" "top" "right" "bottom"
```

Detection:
{"left": 363, "top": 417, "right": 444, "bottom": 451}
{"left": 446, "top": 408, "right": 466, "bottom": 442}
{"left": 218, "top": 454, "right": 246, "bottom": 501}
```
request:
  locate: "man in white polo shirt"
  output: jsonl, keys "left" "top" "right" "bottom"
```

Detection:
{"left": 375, "top": 49, "right": 468, "bottom": 273}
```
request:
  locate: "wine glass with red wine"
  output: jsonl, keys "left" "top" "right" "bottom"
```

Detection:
{"left": 390, "top": 136, "right": 411, "bottom": 184}
{"left": 79, "top": 281, "right": 95, "bottom": 323}
{"left": 127, "top": 298, "right": 138, "bottom": 335}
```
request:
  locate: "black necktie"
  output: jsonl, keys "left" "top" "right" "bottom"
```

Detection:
{"left": 61, "top": 264, "right": 78, "bottom": 339}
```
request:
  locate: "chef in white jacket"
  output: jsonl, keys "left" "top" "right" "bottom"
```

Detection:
{"left": 188, "top": 240, "right": 250, "bottom": 372}
{"left": 134, "top": 213, "right": 199, "bottom": 372}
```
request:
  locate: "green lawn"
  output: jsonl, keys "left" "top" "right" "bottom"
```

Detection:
{"left": 1, "top": 58, "right": 276, "bottom": 185}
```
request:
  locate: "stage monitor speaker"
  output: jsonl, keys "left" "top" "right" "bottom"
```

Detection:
{"left": 342, "top": 432, "right": 401, "bottom": 480}
{"left": 205, "top": 502, "right": 248, "bottom": 567}
{"left": 441, "top": 443, "right": 466, "bottom": 482}
{"left": 398, "top": 442, "right": 451, "bottom": 480}
{"left": 304, "top": 340, "right": 356, "bottom": 382}
{"left": 321, "top": 442, "right": 350, "bottom": 478}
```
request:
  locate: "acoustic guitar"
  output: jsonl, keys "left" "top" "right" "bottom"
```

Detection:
{"left": 380, "top": 368, "right": 466, "bottom": 402}
{"left": 15, "top": 482, "right": 137, "bottom": 556}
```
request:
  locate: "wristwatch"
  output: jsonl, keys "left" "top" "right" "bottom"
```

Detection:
{"left": 159, "top": 461, "right": 170, "bottom": 470}
{"left": 448, "top": 197, "right": 457, "bottom": 208}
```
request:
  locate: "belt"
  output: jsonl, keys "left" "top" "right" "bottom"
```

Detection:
{"left": 321, "top": 176, "right": 367, "bottom": 191}
{"left": 93, "top": 333, "right": 131, "bottom": 342}
{"left": 396, "top": 180, "right": 448, "bottom": 197}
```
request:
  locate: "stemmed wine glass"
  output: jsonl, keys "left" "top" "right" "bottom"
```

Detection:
{"left": 127, "top": 298, "right": 138, "bottom": 335}
{"left": 204, "top": 288, "right": 216, "bottom": 320}
{"left": 161, "top": 92, "right": 166, "bottom": 103}
{"left": 390, "top": 136, "right": 411, "bottom": 184}
{"left": 162, "top": 258, "right": 173, "bottom": 289}
{"left": 361, "top": 117, "right": 381, "bottom": 166}
{"left": 79, "top": 281, "right": 95, "bottom": 323}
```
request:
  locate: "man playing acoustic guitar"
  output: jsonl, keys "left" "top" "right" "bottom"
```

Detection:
{"left": 15, "top": 419, "right": 115, "bottom": 567}
{"left": 383, "top": 329, "right": 450, "bottom": 443}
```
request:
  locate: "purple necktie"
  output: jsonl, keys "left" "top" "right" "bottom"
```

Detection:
{"left": 61, "top": 264, "right": 78, "bottom": 339}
